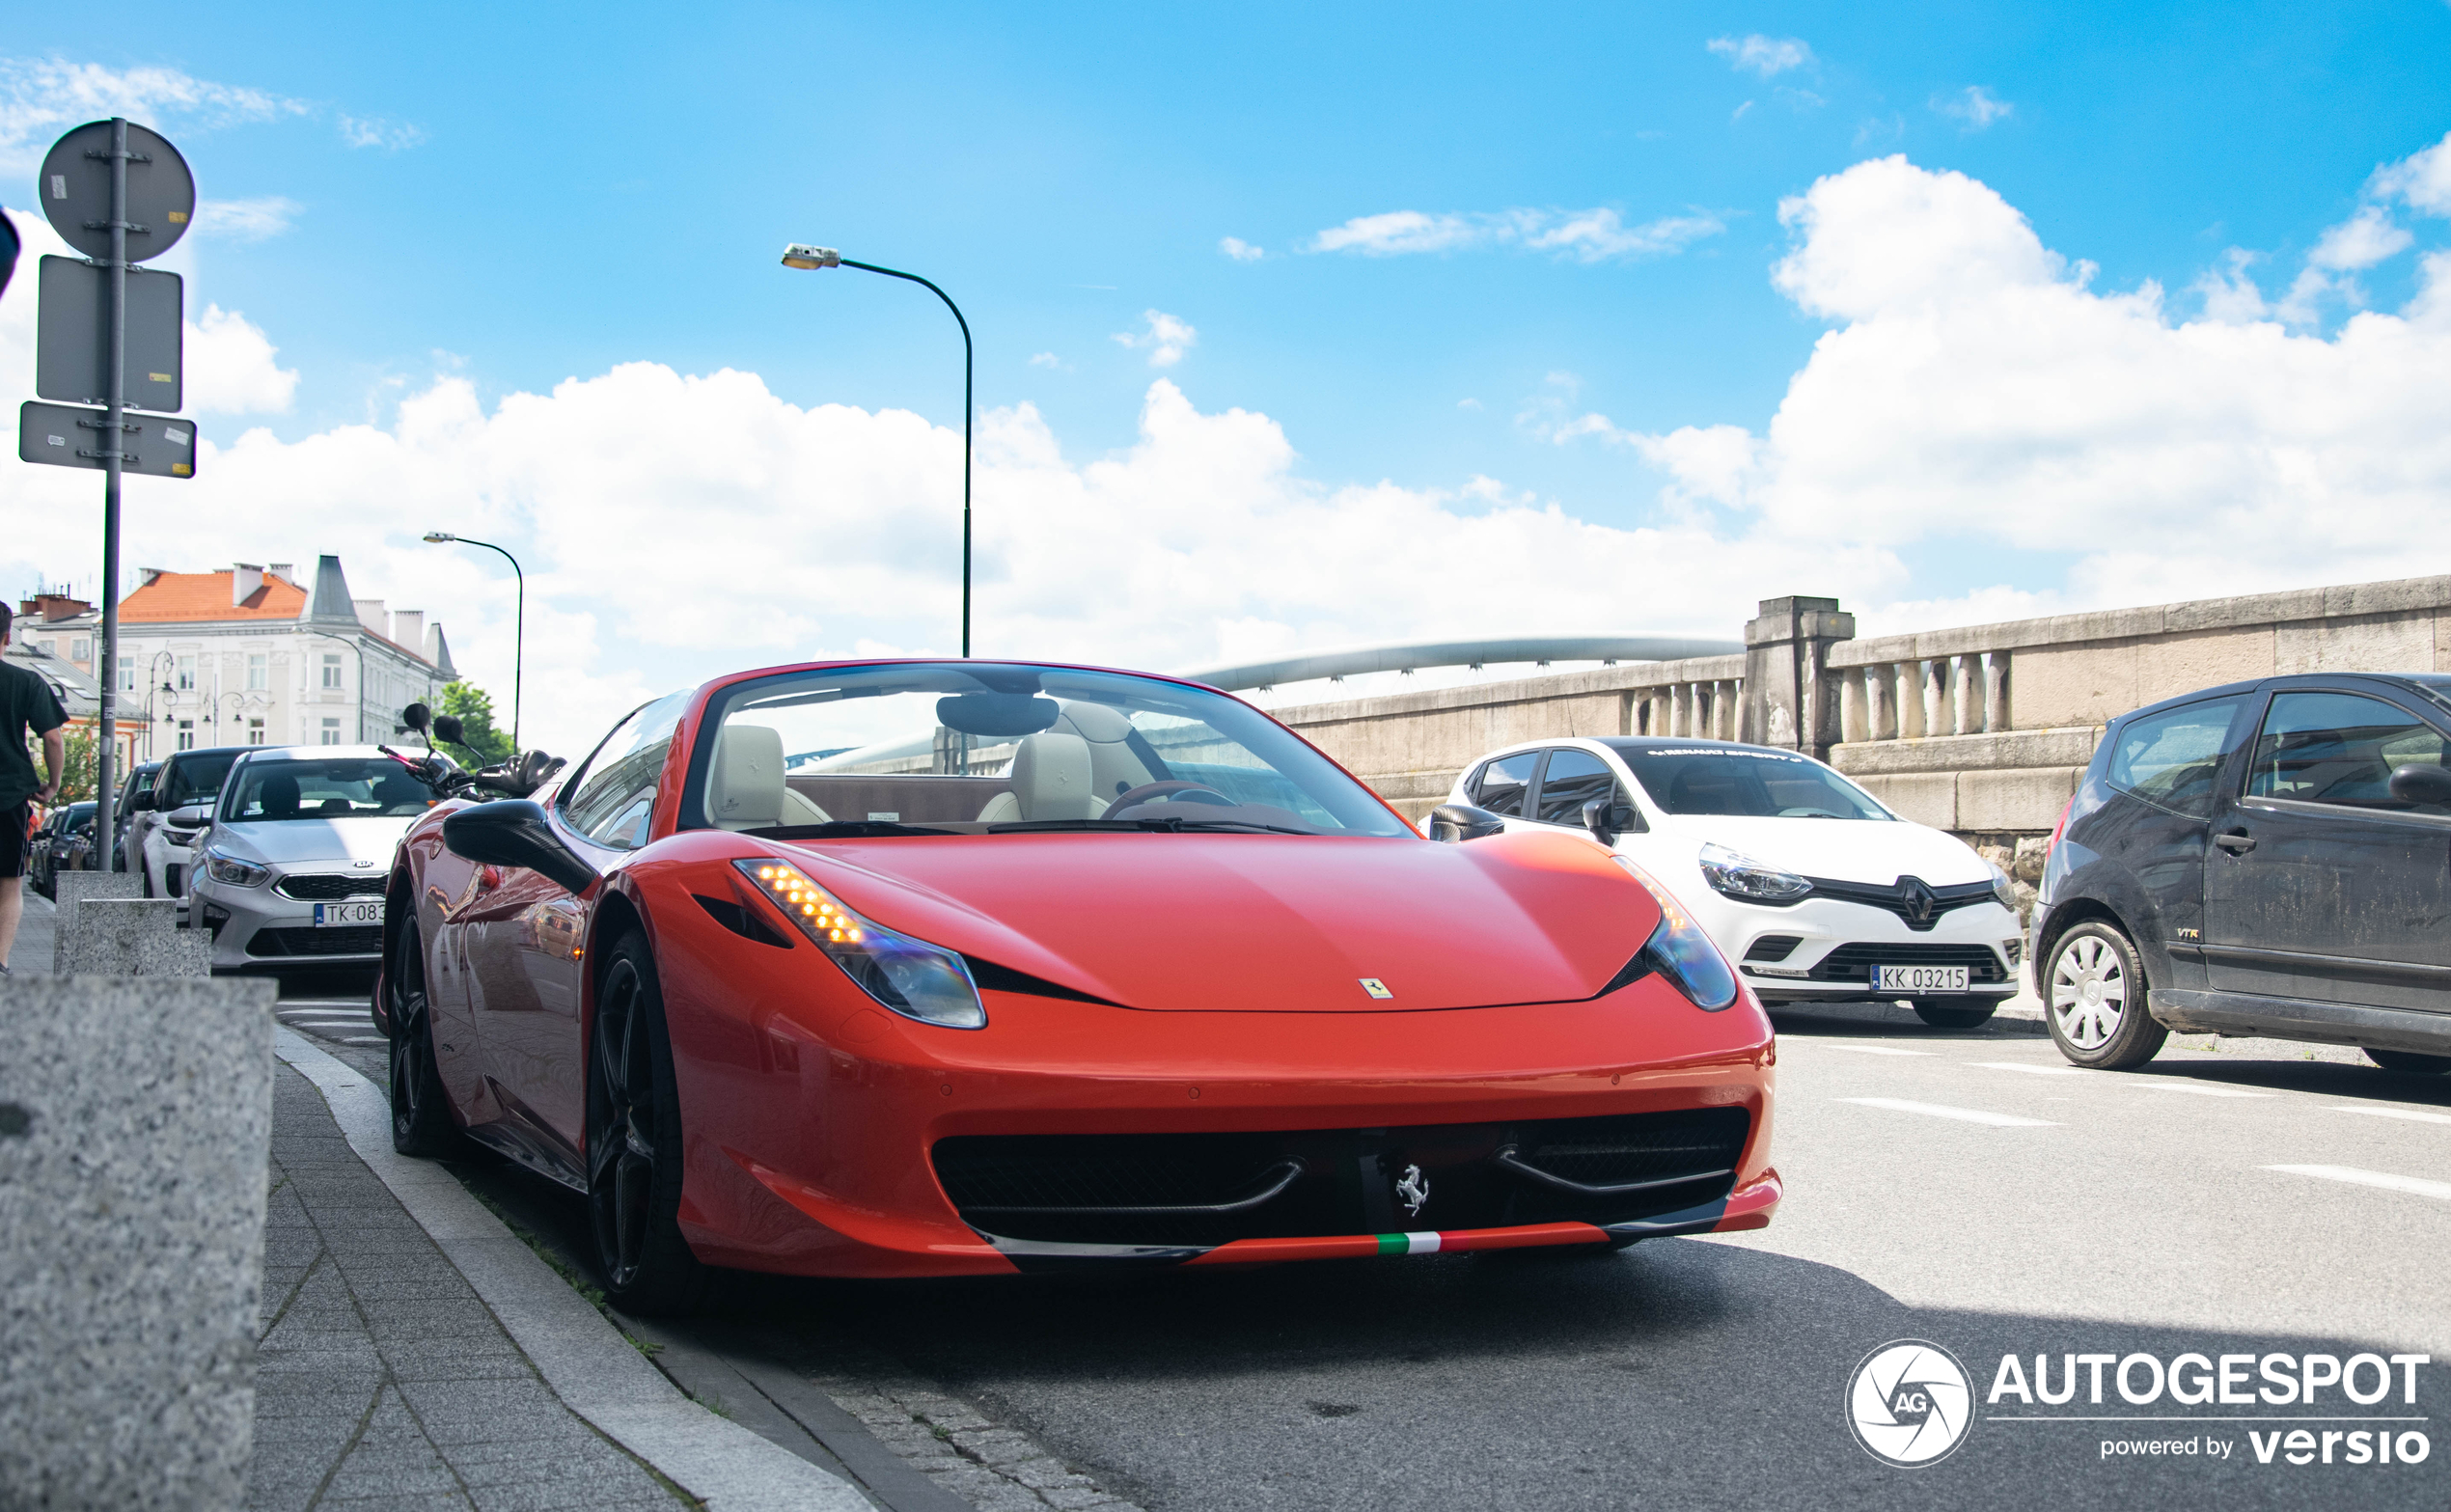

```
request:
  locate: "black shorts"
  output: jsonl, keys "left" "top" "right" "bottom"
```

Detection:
{"left": 0, "top": 803, "right": 26, "bottom": 880}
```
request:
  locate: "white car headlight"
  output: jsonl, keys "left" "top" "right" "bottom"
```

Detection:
{"left": 1987, "top": 861, "right": 2017, "bottom": 912}
{"left": 1696, "top": 841, "right": 1814, "bottom": 905}
{"left": 205, "top": 848, "right": 269, "bottom": 887}
{"left": 737, "top": 859, "right": 986, "bottom": 1030}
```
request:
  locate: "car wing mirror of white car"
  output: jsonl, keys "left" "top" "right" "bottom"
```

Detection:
{"left": 1583, "top": 800, "right": 1643, "bottom": 846}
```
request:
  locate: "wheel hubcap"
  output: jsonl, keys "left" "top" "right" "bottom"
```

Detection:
{"left": 589, "top": 963, "right": 656, "bottom": 1290}
{"left": 2050, "top": 935, "right": 2126, "bottom": 1050}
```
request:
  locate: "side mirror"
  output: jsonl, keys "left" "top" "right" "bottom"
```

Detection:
{"left": 127, "top": 789, "right": 157, "bottom": 812}
{"left": 1583, "top": 799, "right": 1641, "bottom": 846}
{"left": 401, "top": 701, "right": 431, "bottom": 733}
{"left": 433, "top": 714, "right": 466, "bottom": 746}
{"left": 1426, "top": 803, "right": 1508, "bottom": 843}
{"left": 2389, "top": 763, "right": 2451, "bottom": 809}
{"left": 167, "top": 804, "right": 212, "bottom": 827}
{"left": 442, "top": 800, "right": 600, "bottom": 894}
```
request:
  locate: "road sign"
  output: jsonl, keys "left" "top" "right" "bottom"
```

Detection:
{"left": 18, "top": 400, "right": 197, "bottom": 479}
{"left": 36, "top": 256, "right": 181, "bottom": 411}
{"left": 38, "top": 121, "right": 194, "bottom": 262}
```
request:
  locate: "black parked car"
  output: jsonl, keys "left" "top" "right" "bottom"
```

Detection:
{"left": 2036, "top": 673, "right": 2451, "bottom": 1073}
{"left": 29, "top": 801, "right": 96, "bottom": 899}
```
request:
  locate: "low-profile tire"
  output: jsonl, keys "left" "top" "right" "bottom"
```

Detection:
{"left": 587, "top": 931, "right": 709, "bottom": 1315}
{"left": 1912, "top": 1001, "right": 1997, "bottom": 1030}
{"left": 389, "top": 918, "right": 474, "bottom": 1157}
{"left": 2366, "top": 1048, "right": 2451, "bottom": 1075}
{"left": 2044, "top": 921, "right": 2166, "bottom": 1070}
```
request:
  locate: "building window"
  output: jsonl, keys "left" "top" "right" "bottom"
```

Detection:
{"left": 247, "top": 717, "right": 265, "bottom": 745}
{"left": 177, "top": 655, "right": 195, "bottom": 691}
{"left": 71, "top": 638, "right": 91, "bottom": 661}
{"left": 246, "top": 653, "right": 267, "bottom": 691}
{"left": 118, "top": 663, "right": 135, "bottom": 693}
{"left": 321, "top": 654, "right": 343, "bottom": 691}
{"left": 320, "top": 718, "right": 342, "bottom": 746}
{"left": 177, "top": 719, "right": 195, "bottom": 751}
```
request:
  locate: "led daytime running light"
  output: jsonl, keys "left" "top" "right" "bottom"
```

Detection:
{"left": 736, "top": 859, "right": 986, "bottom": 1030}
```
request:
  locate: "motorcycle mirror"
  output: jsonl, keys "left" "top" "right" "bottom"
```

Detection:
{"left": 400, "top": 702, "right": 431, "bottom": 733}
{"left": 433, "top": 714, "right": 466, "bottom": 745}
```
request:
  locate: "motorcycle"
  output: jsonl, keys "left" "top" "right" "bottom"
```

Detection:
{"left": 379, "top": 702, "right": 565, "bottom": 802}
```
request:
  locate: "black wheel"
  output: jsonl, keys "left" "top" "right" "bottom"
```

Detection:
{"left": 1912, "top": 1001, "right": 1997, "bottom": 1030}
{"left": 389, "top": 918, "right": 472, "bottom": 1157}
{"left": 2366, "top": 1048, "right": 2451, "bottom": 1074}
{"left": 2044, "top": 921, "right": 2167, "bottom": 1069}
{"left": 587, "top": 932, "right": 708, "bottom": 1314}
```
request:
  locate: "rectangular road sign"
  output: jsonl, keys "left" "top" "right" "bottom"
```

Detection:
{"left": 34, "top": 255, "right": 182, "bottom": 412}
{"left": 18, "top": 400, "right": 197, "bottom": 479}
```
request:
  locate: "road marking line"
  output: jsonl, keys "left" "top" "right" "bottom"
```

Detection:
{"left": 2266, "top": 1164, "right": 2451, "bottom": 1201}
{"left": 2128, "top": 1081, "right": 2266, "bottom": 1097}
{"left": 1823, "top": 1046, "right": 1934, "bottom": 1057}
{"left": 2334, "top": 1107, "right": 2451, "bottom": 1126}
{"left": 1973, "top": 1060, "right": 2087, "bottom": 1077}
{"left": 1841, "top": 1097, "right": 2058, "bottom": 1128}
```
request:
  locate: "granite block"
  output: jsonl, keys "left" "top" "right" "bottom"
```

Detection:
{"left": 0, "top": 975, "right": 279, "bottom": 1510}
{"left": 57, "top": 895, "right": 211, "bottom": 976}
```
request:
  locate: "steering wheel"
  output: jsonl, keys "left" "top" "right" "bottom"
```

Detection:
{"left": 1106, "top": 780, "right": 1237, "bottom": 812}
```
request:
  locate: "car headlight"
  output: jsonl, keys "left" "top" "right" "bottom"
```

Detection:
{"left": 1696, "top": 841, "right": 1813, "bottom": 905}
{"left": 205, "top": 848, "right": 270, "bottom": 887}
{"left": 736, "top": 859, "right": 986, "bottom": 1030}
{"left": 1988, "top": 861, "right": 2017, "bottom": 912}
{"left": 1613, "top": 857, "right": 1740, "bottom": 1011}
{"left": 165, "top": 826, "right": 204, "bottom": 847}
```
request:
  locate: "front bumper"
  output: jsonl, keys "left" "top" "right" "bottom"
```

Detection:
{"left": 196, "top": 869, "right": 387, "bottom": 972}
{"left": 1699, "top": 892, "right": 2024, "bottom": 1003}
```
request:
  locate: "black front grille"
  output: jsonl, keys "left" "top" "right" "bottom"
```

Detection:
{"left": 1744, "top": 935, "right": 1803, "bottom": 962}
{"left": 932, "top": 1107, "right": 1751, "bottom": 1250}
{"left": 1806, "top": 942, "right": 2008, "bottom": 985}
{"left": 275, "top": 873, "right": 388, "bottom": 901}
{"left": 248, "top": 925, "right": 385, "bottom": 958}
{"left": 1803, "top": 875, "right": 1996, "bottom": 931}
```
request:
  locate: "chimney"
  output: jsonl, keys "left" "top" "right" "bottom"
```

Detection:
{"left": 353, "top": 598, "right": 389, "bottom": 636}
{"left": 392, "top": 610, "right": 425, "bottom": 650}
{"left": 233, "top": 563, "right": 263, "bottom": 606}
{"left": 268, "top": 563, "right": 294, "bottom": 584}
{"left": 139, "top": 568, "right": 166, "bottom": 588}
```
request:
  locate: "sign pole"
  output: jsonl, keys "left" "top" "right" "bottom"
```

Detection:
{"left": 94, "top": 118, "right": 129, "bottom": 866}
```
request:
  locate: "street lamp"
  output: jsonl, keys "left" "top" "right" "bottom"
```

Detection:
{"left": 780, "top": 243, "right": 974, "bottom": 657}
{"left": 422, "top": 532, "right": 523, "bottom": 753}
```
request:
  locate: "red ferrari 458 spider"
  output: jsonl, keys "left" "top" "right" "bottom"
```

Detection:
{"left": 374, "top": 659, "right": 1779, "bottom": 1311}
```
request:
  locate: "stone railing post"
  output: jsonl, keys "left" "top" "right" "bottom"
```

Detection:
{"left": 1741, "top": 596, "right": 1857, "bottom": 760}
{"left": 1923, "top": 658, "right": 1952, "bottom": 739}
{"left": 1867, "top": 664, "right": 1897, "bottom": 741}
{"left": 1952, "top": 654, "right": 1982, "bottom": 735}
{"left": 1984, "top": 652, "right": 2010, "bottom": 732}
{"left": 1840, "top": 669, "right": 1867, "bottom": 744}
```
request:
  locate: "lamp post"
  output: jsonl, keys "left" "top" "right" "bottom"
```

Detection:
{"left": 780, "top": 243, "right": 973, "bottom": 658}
{"left": 422, "top": 533, "right": 522, "bottom": 752}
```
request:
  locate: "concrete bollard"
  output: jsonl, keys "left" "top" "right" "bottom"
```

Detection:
{"left": 57, "top": 897, "right": 212, "bottom": 977}
{"left": 0, "top": 975, "right": 278, "bottom": 1511}
{"left": 48, "top": 871, "right": 142, "bottom": 970}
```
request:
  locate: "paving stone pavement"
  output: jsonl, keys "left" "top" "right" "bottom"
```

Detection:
{"left": 249, "top": 1063, "right": 693, "bottom": 1511}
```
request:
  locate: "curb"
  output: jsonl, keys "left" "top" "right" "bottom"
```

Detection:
{"left": 272, "top": 1028, "right": 869, "bottom": 1512}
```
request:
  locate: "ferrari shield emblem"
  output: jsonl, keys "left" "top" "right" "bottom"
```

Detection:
{"left": 1358, "top": 977, "right": 1392, "bottom": 999}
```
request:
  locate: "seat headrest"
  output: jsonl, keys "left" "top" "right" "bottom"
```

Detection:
{"left": 1058, "top": 701, "right": 1134, "bottom": 743}
{"left": 1008, "top": 731, "right": 1098, "bottom": 820}
{"left": 708, "top": 724, "right": 786, "bottom": 830}
{"left": 260, "top": 774, "right": 300, "bottom": 817}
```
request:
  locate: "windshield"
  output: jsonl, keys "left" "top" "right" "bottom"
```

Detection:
{"left": 220, "top": 756, "right": 437, "bottom": 823}
{"left": 688, "top": 662, "right": 1412, "bottom": 838}
{"left": 162, "top": 751, "right": 241, "bottom": 809}
{"left": 1606, "top": 742, "right": 1891, "bottom": 820}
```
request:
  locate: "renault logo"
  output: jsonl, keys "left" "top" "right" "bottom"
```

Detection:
{"left": 1895, "top": 877, "right": 1939, "bottom": 930}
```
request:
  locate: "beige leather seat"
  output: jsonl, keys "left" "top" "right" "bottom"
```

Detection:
{"left": 1054, "top": 701, "right": 1157, "bottom": 804}
{"left": 707, "top": 724, "right": 832, "bottom": 830}
{"left": 976, "top": 730, "right": 1108, "bottom": 822}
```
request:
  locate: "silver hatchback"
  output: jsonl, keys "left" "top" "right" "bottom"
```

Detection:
{"left": 187, "top": 746, "right": 442, "bottom": 973}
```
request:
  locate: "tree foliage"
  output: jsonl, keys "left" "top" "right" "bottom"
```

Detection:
{"left": 438, "top": 680, "right": 516, "bottom": 765}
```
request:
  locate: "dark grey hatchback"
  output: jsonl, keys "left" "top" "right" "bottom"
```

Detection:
{"left": 2035, "top": 672, "right": 2451, "bottom": 1072}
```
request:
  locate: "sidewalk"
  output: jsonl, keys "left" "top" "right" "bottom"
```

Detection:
{"left": 250, "top": 1061, "right": 690, "bottom": 1511}
{"left": 7, "top": 886, "right": 55, "bottom": 976}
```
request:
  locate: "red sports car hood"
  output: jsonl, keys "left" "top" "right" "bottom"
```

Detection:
{"left": 771, "top": 829, "right": 1662, "bottom": 1012}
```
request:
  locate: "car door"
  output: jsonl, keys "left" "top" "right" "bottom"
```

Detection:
{"left": 1527, "top": 747, "right": 1635, "bottom": 840}
{"left": 1467, "top": 750, "right": 1544, "bottom": 833}
{"left": 464, "top": 694, "right": 685, "bottom": 1165}
{"left": 2202, "top": 688, "right": 2451, "bottom": 1010}
{"left": 2082, "top": 694, "right": 2255, "bottom": 987}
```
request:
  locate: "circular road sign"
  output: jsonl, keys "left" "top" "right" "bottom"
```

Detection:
{"left": 38, "top": 121, "right": 195, "bottom": 262}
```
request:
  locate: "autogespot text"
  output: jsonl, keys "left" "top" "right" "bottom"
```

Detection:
{"left": 1985, "top": 1350, "right": 2432, "bottom": 1469}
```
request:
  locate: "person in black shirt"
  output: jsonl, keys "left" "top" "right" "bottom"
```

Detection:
{"left": 1, "top": 602, "right": 69, "bottom": 975}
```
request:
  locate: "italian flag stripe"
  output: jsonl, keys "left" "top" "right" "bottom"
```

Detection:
{"left": 1375, "top": 1232, "right": 1442, "bottom": 1255}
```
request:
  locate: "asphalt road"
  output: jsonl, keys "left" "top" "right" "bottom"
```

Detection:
{"left": 293, "top": 979, "right": 2451, "bottom": 1510}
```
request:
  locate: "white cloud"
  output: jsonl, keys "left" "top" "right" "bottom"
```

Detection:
{"left": 1111, "top": 310, "right": 1197, "bottom": 368}
{"left": 2307, "top": 204, "right": 2412, "bottom": 271}
{"left": 0, "top": 56, "right": 309, "bottom": 173}
{"left": 2191, "top": 248, "right": 2268, "bottom": 322}
{"left": 195, "top": 196, "right": 300, "bottom": 242}
{"left": 1028, "top": 351, "right": 1066, "bottom": 370}
{"left": 1309, "top": 206, "right": 1722, "bottom": 262}
{"left": 187, "top": 304, "right": 298, "bottom": 413}
{"left": 337, "top": 115, "right": 427, "bottom": 151}
{"left": 1932, "top": 86, "right": 2013, "bottom": 129}
{"left": 1707, "top": 35, "right": 1813, "bottom": 77}
{"left": 1219, "top": 236, "right": 1264, "bottom": 261}
{"left": 2370, "top": 129, "right": 2451, "bottom": 216}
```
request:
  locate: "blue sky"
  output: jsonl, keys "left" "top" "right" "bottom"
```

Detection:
{"left": 6, "top": 3, "right": 2451, "bottom": 746}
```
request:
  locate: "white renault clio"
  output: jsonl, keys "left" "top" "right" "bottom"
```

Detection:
{"left": 1439, "top": 737, "right": 2024, "bottom": 1027}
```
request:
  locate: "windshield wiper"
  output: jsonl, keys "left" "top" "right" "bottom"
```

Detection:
{"left": 983, "top": 816, "right": 1321, "bottom": 837}
{"left": 1140, "top": 815, "right": 1321, "bottom": 836}
{"left": 748, "top": 821, "right": 962, "bottom": 838}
